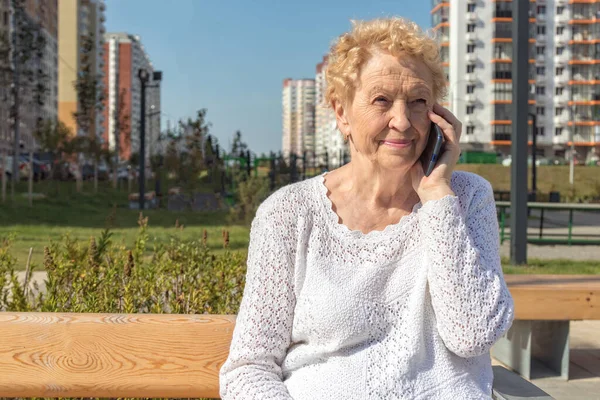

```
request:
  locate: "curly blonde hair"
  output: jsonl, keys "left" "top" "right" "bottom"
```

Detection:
{"left": 325, "top": 18, "right": 447, "bottom": 107}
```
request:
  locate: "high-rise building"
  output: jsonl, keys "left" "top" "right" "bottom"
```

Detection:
{"left": 315, "top": 56, "right": 348, "bottom": 168}
{"left": 432, "top": 0, "right": 600, "bottom": 162}
{"left": 58, "top": 0, "right": 106, "bottom": 140}
{"left": 282, "top": 78, "right": 315, "bottom": 158}
{"left": 102, "top": 32, "right": 160, "bottom": 163}
{"left": 0, "top": 0, "right": 58, "bottom": 152}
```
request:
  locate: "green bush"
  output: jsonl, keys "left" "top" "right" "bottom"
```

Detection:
{"left": 227, "top": 172, "right": 270, "bottom": 225}
{"left": 0, "top": 213, "right": 247, "bottom": 400}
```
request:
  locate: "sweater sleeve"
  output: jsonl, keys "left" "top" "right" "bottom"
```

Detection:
{"left": 418, "top": 175, "right": 514, "bottom": 358}
{"left": 219, "top": 198, "right": 296, "bottom": 399}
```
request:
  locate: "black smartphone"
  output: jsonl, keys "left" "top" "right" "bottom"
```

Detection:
{"left": 420, "top": 122, "right": 445, "bottom": 177}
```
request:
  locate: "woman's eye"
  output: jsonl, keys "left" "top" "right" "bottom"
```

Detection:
{"left": 374, "top": 96, "right": 388, "bottom": 104}
{"left": 413, "top": 98, "right": 427, "bottom": 104}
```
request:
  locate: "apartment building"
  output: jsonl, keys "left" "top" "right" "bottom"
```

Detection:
{"left": 58, "top": 0, "right": 106, "bottom": 140}
{"left": 102, "top": 32, "right": 160, "bottom": 162}
{"left": 432, "top": 0, "right": 599, "bottom": 162}
{"left": 282, "top": 78, "right": 316, "bottom": 159}
{"left": 0, "top": 0, "right": 58, "bottom": 152}
{"left": 315, "top": 55, "right": 349, "bottom": 168}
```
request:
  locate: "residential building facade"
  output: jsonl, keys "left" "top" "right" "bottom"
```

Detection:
{"left": 315, "top": 55, "right": 348, "bottom": 168}
{"left": 282, "top": 78, "right": 316, "bottom": 159}
{"left": 102, "top": 32, "right": 160, "bottom": 163}
{"left": 0, "top": 0, "right": 58, "bottom": 152}
{"left": 432, "top": 0, "right": 599, "bottom": 162}
{"left": 58, "top": 0, "right": 106, "bottom": 141}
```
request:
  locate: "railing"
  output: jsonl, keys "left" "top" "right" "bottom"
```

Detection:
{"left": 496, "top": 200, "right": 600, "bottom": 245}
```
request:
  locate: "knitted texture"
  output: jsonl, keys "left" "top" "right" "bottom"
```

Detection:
{"left": 220, "top": 171, "right": 514, "bottom": 399}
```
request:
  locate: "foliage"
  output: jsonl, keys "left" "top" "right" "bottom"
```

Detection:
{"left": 228, "top": 172, "right": 270, "bottom": 225}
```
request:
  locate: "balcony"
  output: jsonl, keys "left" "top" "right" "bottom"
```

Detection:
{"left": 554, "top": 115, "right": 568, "bottom": 126}
{"left": 466, "top": 53, "right": 478, "bottom": 63}
{"left": 466, "top": 72, "right": 478, "bottom": 83}
{"left": 465, "top": 115, "right": 475, "bottom": 124}
{"left": 555, "top": 95, "right": 570, "bottom": 105}
{"left": 536, "top": 34, "right": 546, "bottom": 43}
{"left": 555, "top": 75, "right": 569, "bottom": 85}
{"left": 466, "top": 32, "right": 477, "bottom": 42}
{"left": 555, "top": 13, "right": 569, "bottom": 24}
{"left": 465, "top": 94, "right": 477, "bottom": 103}
{"left": 536, "top": 13, "right": 547, "bottom": 23}
{"left": 467, "top": 12, "right": 477, "bottom": 22}
{"left": 535, "top": 53, "right": 546, "bottom": 63}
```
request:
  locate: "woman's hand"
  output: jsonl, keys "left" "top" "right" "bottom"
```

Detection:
{"left": 410, "top": 103, "right": 462, "bottom": 204}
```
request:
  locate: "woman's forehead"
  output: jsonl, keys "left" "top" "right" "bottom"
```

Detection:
{"left": 359, "top": 52, "right": 433, "bottom": 91}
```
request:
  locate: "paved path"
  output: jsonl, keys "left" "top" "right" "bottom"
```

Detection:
{"left": 500, "top": 242, "right": 600, "bottom": 260}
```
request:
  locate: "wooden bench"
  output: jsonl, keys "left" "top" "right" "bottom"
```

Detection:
{"left": 491, "top": 275, "right": 600, "bottom": 380}
{"left": 0, "top": 311, "right": 552, "bottom": 399}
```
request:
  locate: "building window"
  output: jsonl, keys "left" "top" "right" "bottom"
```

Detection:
{"left": 555, "top": 127, "right": 563, "bottom": 136}
{"left": 493, "top": 125, "right": 511, "bottom": 141}
{"left": 536, "top": 127, "right": 545, "bottom": 136}
{"left": 467, "top": 85, "right": 476, "bottom": 94}
{"left": 536, "top": 86, "right": 546, "bottom": 95}
{"left": 537, "top": 25, "right": 546, "bottom": 35}
{"left": 556, "top": 46, "right": 565, "bottom": 55}
{"left": 466, "top": 126, "right": 475, "bottom": 135}
{"left": 467, "top": 24, "right": 476, "bottom": 33}
{"left": 536, "top": 46, "right": 545, "bottom": 55}
{"left": 467, "top": 3, "right": 476, "bottom": 12}
{"left": 555, "top": 107, "right": 564, "bottom": 116}
{"left": 557, "top": 6, "right": 565, "bottom": 15}
{"left": 466, "top": 106, "right": 475, "bottom": 114}
{"left": 556, "top": 67, "right": 564, "bottom": 75}
{"left": 536, "top": 66, "right": 545, "bottom": 75}
{"left": 467, "top": 64, "right": 476, "bottom": 73}
{"left": 467, "top": 44, "right": 476, "bottom": 53}
{"left": 556, "top": 87, "right": 564, "bottom": 95}
{"left": 537, "top": 5, "right": 546, "bottom": 14}
{"left": 556, "top": 26, "right": 565, "bottom": 35}
{"left": 536, "top": 106, "right": 545, "bottom": 115}
{"left": 494, "top": 63, "right": 512, "bottom": 79}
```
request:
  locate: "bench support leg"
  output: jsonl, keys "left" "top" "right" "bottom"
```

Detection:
{"left": 491, "top": 320, "right": 569, "bottom": 380}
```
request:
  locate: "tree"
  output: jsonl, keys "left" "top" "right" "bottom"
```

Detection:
{"left": 180, "top": 109, "right": 211, "bottom": 193}
{"left": 33, "top": 119, "right": 71, "bottom": 181}
{"left": 73, "top": 33, "right": 105, "bottom": 193}
{"left": 111, "top": 87, "right": 130, "bottom": 189}
{"left": 231, "top": 130, "right": 248, "bottom": 157}
{"left": 6, "top": 0, "right": 48, "bottom": 184}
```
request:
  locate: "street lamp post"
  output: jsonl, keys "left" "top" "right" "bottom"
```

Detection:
{"left": 528, "top": 112, "right": 537, "bottom": 198}
{"left": 138, "top": 69, "right": 162, "bottom": 210}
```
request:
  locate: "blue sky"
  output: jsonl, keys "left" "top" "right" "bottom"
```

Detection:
{"left": 105, "top": 0, "right": 431, "bottom": 155}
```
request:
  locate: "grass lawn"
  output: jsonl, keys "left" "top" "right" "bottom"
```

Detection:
{"left": 0, "top": 180, "right": 250, "bottom": 268}
{"left": 1, "top": 177, "right": 599, "bottom": 273}
{"left": 456, "top": 164, "right": 600, "bottom": 198}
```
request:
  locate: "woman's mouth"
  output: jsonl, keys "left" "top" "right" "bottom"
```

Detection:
{"left": 380, "top": 139, "right": 412, "bottom": 149}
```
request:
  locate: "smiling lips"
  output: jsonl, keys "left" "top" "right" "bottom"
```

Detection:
{"left": 380, "top": 139, "right": 412, "bottom": 149}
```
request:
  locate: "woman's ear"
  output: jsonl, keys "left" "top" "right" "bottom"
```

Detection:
{"left": 333, "top": 99, "right": 350, "bottom": 137}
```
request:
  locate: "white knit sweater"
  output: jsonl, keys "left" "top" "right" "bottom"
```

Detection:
{"left": 220, "top": 171, "right": 514, "bottom": 400}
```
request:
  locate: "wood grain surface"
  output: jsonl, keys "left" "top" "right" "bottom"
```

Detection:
{"left": 0, "top": 313, "right": 235, "bottom": 397}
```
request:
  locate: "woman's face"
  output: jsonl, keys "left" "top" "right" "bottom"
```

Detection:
{"left": 335, "top": 51, "right": 435, "bottom": 171}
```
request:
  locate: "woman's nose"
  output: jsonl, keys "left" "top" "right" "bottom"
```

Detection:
{"left": 388, "top": 102, "right": 412, "bottom": 132}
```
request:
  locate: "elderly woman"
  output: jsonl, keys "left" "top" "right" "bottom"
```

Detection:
{"left": 220, "top": 17, "right": 514, "bottom": 399}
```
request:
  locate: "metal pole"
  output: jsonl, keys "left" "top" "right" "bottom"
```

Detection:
{"left": 1, "top": 149, "right": 5, "bottom": 203}
{"left": 11, "top": 5, "right": 20, "bottom": 185}
{"left": 510, "top": 0, "right": 529, "bottom": 265}
{"left": 569, "top": 103, "right": 575, "bottom": 185}
{"left": 529, "top": 112, "right": 537, "bottom": 196}
{"left": 139, "top": 74, "right": 147, "bottom": 210}
{"left": 28, "top": 150, "right": 32, "bottom": 207}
